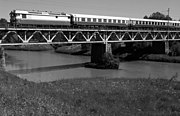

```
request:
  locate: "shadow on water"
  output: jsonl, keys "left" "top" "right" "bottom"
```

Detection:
{"left": 8, "top": 63, "right": 87, "bottom": 74}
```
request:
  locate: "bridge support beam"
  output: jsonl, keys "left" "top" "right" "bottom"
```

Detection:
{"left": 91, "top": 43, "right": 112, "bottom": 63}
{"left": 152, "top": 41, "right": 169, "bottom": 54}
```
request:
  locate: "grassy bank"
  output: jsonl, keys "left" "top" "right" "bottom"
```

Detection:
{"left": 4, "top": 45, "right": 53, "bottom": 51}
{"left": 141, "top": 54, "right": 180, "bottom": 63}
{"left": 55, "top": 44, "right": 90, "bottom": 55}
{"left": 55, "top": 44, "right": 82, "bottom": 54}
{"left": 0, "top": 71, "right": 180, "bottom": 115}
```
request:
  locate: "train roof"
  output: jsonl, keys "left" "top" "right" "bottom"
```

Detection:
{"left": 72, "top": 13, "right": 180, "bottom": 23}
{"left": 130, "top": 17, "right": 180, "bottom": 23}
{"left": 71, "top": 13, "right": 130, "bottom": 20}
{"left": 12, "top": 10, "right": 70, "bottom": 16}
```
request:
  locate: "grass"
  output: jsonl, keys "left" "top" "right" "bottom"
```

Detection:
{"left": 0, "top": 70, "right": 180, "bottom": 115}
{"left": 142, "top": 54, "right": 180, "bottom": 63}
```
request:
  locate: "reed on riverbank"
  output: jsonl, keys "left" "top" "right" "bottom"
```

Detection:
{"left": 0, "top": 70, "right": 180, "bottom": 115}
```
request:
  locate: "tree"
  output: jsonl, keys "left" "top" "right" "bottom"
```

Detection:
{"left": 143, "top": 15, "right": 148, "bottom": 19}
{"left": 144, "top": 12, "right": 172, "bottom": 20}
{"left": 0, "top": 18, "right": 8, "bottom": 27}
{"left": 0, "top": 18, "right": 7, "bottom": 24}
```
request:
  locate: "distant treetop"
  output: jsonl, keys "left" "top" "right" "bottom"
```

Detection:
{"left": 144, "top": 12, "right": 172, "bottom": 20}
{"left": 0, "top": 18, "right": 8, "bottom": 27}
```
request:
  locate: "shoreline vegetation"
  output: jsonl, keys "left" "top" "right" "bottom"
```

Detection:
{"left": 141, "top": 54, "right": 180, "bottom": 63}
{"left": 4, "top": 44, "right": 54, "bottom": 51}
{"left": 0, "top": 70, "right": 180, "bottom": 115}
{"left": 4, "top": 44, "right": 180, "bottom": 64}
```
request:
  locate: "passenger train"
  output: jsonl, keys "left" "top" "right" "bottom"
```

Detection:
{"left": 9, "top": 9, "right": 180, "bottom": 30}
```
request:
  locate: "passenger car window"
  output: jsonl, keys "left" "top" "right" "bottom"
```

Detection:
{"left": 87, "top": 18, "right": 91, "bottom": 22}
{"left": 81, "top": 18, "right": 86, "bottom": 22}
{"left": 98, "top": 19, "right": 102, "bottom": 22}
{"left": 93, "top": 18, "right": 96, "bottom": 22}
{"left": 104, "top": 19, "right": 107, "bottom": 23}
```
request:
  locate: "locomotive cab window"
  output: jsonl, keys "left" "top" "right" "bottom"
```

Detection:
{"left": 22, "top": 14, "right": 26, "bottom": 18}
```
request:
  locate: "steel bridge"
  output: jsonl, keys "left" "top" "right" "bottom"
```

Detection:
{"left": 0, "top": 27, "right": 180, "bottom": 63}
{"left": 0, "top": 28, "right": 180, "bottom": 45}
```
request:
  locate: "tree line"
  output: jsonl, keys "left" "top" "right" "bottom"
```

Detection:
{"left": 0, "top": 18, "right": 8, "bottom": 27}
{"left": 143, "top": 12, "right": 172, "bottom": 20}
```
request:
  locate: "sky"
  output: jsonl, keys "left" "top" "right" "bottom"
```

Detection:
{"left": 0, "top": 0, "right": 180, "bottom": 21}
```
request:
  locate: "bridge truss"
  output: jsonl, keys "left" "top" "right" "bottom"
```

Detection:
{"left": 0, "top": 28, "right": 180, "bottom": 45}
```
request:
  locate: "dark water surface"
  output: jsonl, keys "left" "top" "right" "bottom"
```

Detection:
{"left": 5, "top": 50, "right": 180, "bottom": 82}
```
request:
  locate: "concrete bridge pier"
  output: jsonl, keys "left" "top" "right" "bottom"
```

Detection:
{"left": 91, "top": 43, "right": 112, "bottom": 63}
{"left": 165, "top": 41, "right": 170, "bottom": 55}
{"left": 0, "top": 47, "right": 6, "bottom": 71}
{"left": 152, "top": 41, "right": 169, "bottom": 54}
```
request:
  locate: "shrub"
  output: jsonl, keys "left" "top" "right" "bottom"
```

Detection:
{"left": 101, "top": 52, "right": 119, "bottom": 69}
{"left": 170, "top": 42, "right": 180, "bottom": 56}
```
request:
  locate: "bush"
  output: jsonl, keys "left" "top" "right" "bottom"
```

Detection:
{"left": 170, "top": 42, "right": 180, "bottom": 56}
{"left": 101, "top": 52, "right": 119, "bottom": 69}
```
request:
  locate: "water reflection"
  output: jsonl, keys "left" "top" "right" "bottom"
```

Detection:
{"left": 4, "top": 50, "right": 180, "bottom": 82}
{"left": 9, "top": 63, "right": 86, "bottom": 74}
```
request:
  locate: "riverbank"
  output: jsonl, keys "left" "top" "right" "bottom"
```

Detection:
{"left": 54, "top": 44, "right": 180, "bottom": 64}
{"left": 55, "top": 44, "right": 90, "bottom": 55}
{"left": 141, "top": 54, "right": 180, "bottom": 63}
{"left": 4, "top": 44, "right": 180, "bottom": 64}
{"left": 4, "top": 44, "right": 53, "bottom": 51}
{"left": 0, "top": 70, "right": 180, "bottom": 115}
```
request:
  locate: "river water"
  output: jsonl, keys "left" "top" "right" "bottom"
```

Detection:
{"left": 4, "top": 50, "right": 180, "bottom": 82}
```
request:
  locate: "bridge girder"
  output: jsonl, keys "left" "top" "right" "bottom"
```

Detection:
{"left": 0, "top": 28, "right": 180, "bottom": 45}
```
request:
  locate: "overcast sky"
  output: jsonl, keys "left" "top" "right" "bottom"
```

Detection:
{"left": 1, "top": 0, "right": 180, "bottom": 21}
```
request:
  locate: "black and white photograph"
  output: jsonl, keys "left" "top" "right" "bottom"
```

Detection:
{"left": 0, "top": 0, "right": 180, "bottom": 115}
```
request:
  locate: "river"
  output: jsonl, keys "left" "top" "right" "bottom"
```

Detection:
{"left": 4, "top": 50, "right": 180, "bottom": 82}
